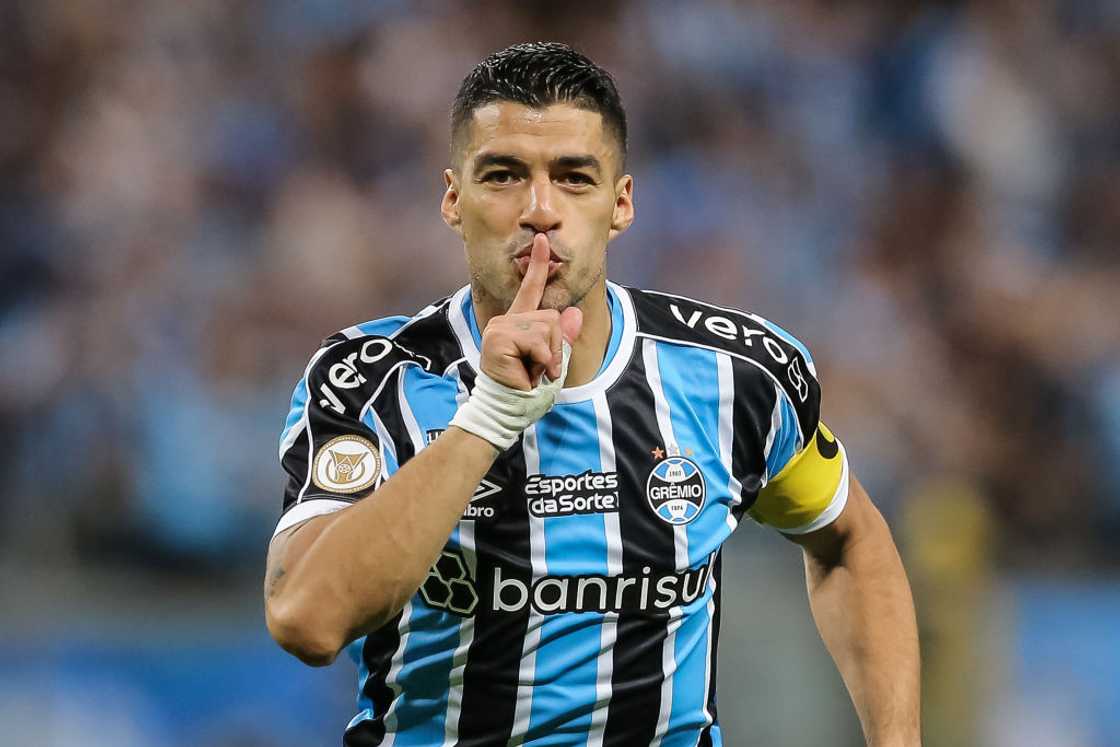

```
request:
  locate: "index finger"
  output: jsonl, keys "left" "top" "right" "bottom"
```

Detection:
{"left": 509, "top": 233, "right": 550, "bottom": 314}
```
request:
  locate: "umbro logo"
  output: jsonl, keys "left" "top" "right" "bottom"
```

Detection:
{"left": 428, "top": 428, "right": 504, "bottom": 521}
{"left": 464, "top": 477, "right": 503, "bottom": 520}
{"left": 473, "top": 478, "right": 501, "bottom": 501}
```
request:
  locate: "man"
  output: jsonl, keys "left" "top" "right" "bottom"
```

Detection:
{"left": 265, "top": 42, "right": 921, "bottom": 746}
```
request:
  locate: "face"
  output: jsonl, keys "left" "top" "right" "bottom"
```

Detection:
{"left": 441, "top": 102, "right": 634, "bottom": 314}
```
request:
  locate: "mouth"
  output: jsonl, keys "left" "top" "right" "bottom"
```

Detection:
{"left": 513, "top": 244, "right": 565, "bottom": 278}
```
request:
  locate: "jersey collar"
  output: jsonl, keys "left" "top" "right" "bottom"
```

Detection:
{"left": 447, "top": 282, "right": 636, "bottom": 404}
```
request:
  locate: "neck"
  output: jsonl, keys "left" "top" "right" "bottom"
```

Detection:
{"left": 471, "top": 278, "right": 612, "bottom": 389}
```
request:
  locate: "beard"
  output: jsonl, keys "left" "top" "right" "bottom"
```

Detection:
{"left": 468, "top": 237, "right": 605, "bottom": 314}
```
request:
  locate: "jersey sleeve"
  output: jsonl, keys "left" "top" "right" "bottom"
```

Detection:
{"left": 274, "top": 327, "right": 419, "bottom": 538}
{"left": 745, "top": 320, "right": 850, "bottom": 534}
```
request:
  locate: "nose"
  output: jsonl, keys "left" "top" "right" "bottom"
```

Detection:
{"left": 519, "top": 176, "right": 561, "bottom": 235}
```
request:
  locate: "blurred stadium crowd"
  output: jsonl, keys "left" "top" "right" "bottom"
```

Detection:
{"left": 3, "top": 0, "right": 1117, "bottom": 573}
{"left": 1, "top": 1, "right": 1119, "bottom": 744}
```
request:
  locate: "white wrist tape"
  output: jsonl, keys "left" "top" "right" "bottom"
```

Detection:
{"left": 450, "top": 342, "right": 571, "bottom": 451}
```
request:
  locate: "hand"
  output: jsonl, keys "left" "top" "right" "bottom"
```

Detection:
{"left": 449, "top": 233, "right": 584, "bottom": 450}
{"left": 480, "top": 233, "right": 583, "bottom": 391}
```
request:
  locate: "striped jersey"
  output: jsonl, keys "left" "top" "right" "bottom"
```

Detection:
{"left": 275, "top": 282, "right": 850, "bottom": 746}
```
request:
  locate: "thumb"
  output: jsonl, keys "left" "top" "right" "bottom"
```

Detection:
{"left": 559, "top": 306, "right": 583, "bottom": 344}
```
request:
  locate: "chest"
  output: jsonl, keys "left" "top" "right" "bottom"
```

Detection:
{"left": 401, "top": 363, "right": 762, "bottom": 620}
{"left": 439, "top": 385, "right": 739, "bottom": 580}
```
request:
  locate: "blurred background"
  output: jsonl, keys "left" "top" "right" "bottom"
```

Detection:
{"left": 2, "top": 0, "right": 1118, "bottom": 745}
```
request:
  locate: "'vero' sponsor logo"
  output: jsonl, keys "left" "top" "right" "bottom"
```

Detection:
{"left": 492, "top": 560, "right": 713, "bottom": 614}
{"left": 328, "top": 339, "right": 394, "bottom": 389}
{"left": 669, "top": 302, "right": 811, "bottom": 403}
{"left": 526, "top": 470, "right": 620, "bottom": 517}
{"left": 316, "top": 338, "right": 432, "bottom": 414}
{"left": 317, "top": 339, "right": 395, "bottom": 413}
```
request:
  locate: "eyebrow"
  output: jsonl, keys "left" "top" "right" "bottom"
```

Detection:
{"left": 472, "top": 153, "right": 604, "bottom": 175}
{"left": 473, "top": 154, "right": 527, "bottom": 172}
{"left": 554, "top": 155, "right": 603, "bottom": 174}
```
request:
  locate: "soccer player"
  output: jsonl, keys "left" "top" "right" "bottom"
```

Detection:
{"left": 265, "top": 42, "right": 921, "bottom": 746}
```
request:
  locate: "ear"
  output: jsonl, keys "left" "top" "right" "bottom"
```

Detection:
{"left": 441, "top": 168, "right": 463, "bottom": 234}
{"left": 608, "top": 174, "right": 634, "bottom": 241}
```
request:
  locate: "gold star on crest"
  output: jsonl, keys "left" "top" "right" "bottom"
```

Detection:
{"left": 651, "top": 446, "right": 665, "bottom": 460}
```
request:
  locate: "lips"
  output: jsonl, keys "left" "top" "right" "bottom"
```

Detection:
{"left": 514, "top": 245, "right": 563, "bottom": 262}
{"left": 514, "top": 254, "right": 564, "bottom": 278}
{"left": 512, "top": 241, "right": 565, "bottom": 278}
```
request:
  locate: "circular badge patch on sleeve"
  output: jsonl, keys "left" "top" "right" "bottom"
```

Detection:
{"left": 312, "top": 435, "right": 381, "bottom": 494}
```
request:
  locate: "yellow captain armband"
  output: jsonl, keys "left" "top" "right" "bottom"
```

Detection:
{"left": 748, "top": 422, "right": 849, "bottom": 534}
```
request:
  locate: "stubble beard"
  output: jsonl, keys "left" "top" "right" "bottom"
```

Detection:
{"left": 470, "top": 256, "right": 603, "bottom": 315}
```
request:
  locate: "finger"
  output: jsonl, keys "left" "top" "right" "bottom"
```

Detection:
{"left": 528, "top": 362, "right": 545, "bottom": 388}
{"left": 559, "top": 306, "right": 583, "bottom": 343}
{"left": 525, "top": 339, "right": 553, "bottom": 368}
{"left": 525, "top": 338, "right": 553, "bottom": 388}
{"left": 509, "top": 233, "right": 551, "bottom": 314}
{"left": 511, "top": 368, "right": 534, "bottom": 391}
{"left": 547, "top": 320, "right": 562, "bottom": 380}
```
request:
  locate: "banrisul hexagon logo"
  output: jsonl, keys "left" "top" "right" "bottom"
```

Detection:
{"left": 646, "top": 457, "right": 706, "bottom": 525}
{"left": 420, "top": 551, "right": 478, "bottom": 617}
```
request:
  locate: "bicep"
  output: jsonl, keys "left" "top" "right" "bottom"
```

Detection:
{"left": 785, "top": 474, "right": 874, "bottom": 567}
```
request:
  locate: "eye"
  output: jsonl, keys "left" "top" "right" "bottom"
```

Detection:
{"left": 482, "top": 170, "right": 517, "bottom": 185}
{"left": 559, "top": 173, "right": 595, "bottom": 186}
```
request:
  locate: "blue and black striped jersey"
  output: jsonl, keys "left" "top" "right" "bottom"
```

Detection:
{"left": 276, "top": 283, "right": 850, "bottom": 746}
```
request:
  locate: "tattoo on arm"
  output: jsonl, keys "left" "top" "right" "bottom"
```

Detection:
{"left": 265, "top": 532, "right": 291, "bottom": 600}
{"left": 266, "top": 562, "right": 286, "bottom": 599}
{"left": 264, "top": 517, "right": 326, "bottom": 602}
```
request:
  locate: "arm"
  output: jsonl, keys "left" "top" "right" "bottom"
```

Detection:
{"left": 789, "top": 475, "right": 921, "bottom": 746}
{"left": 265, "top": 427, "right": 497, "bottom": 666}
{"left": 265, "top": 234, "right": 581, "bottom": 666}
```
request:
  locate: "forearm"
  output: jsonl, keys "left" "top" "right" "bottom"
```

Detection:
{"left": 267, "top": 427, "right": 497, "bottom": 661}
{"left": 804, "top": 504, "right": 921, "bottom": 745}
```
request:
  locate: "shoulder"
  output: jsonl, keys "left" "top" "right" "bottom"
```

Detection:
{"left": 299, "top": 296, "right": 466, "bottom": 416}
{"left": 625, "top": 286, "right": 821, "bottom": 431}
{"left": 315, "top": 295, "right": 465, "bottom": 368}
{"left": 319, "top": 294, "right": 460, "bottom": 355}
{"left": 626, "top": 287, "right": 816, "bottom": 379}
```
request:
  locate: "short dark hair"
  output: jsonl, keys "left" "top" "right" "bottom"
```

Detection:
{"left": 451, "top": 42, "right": 627, "bottom": 169}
